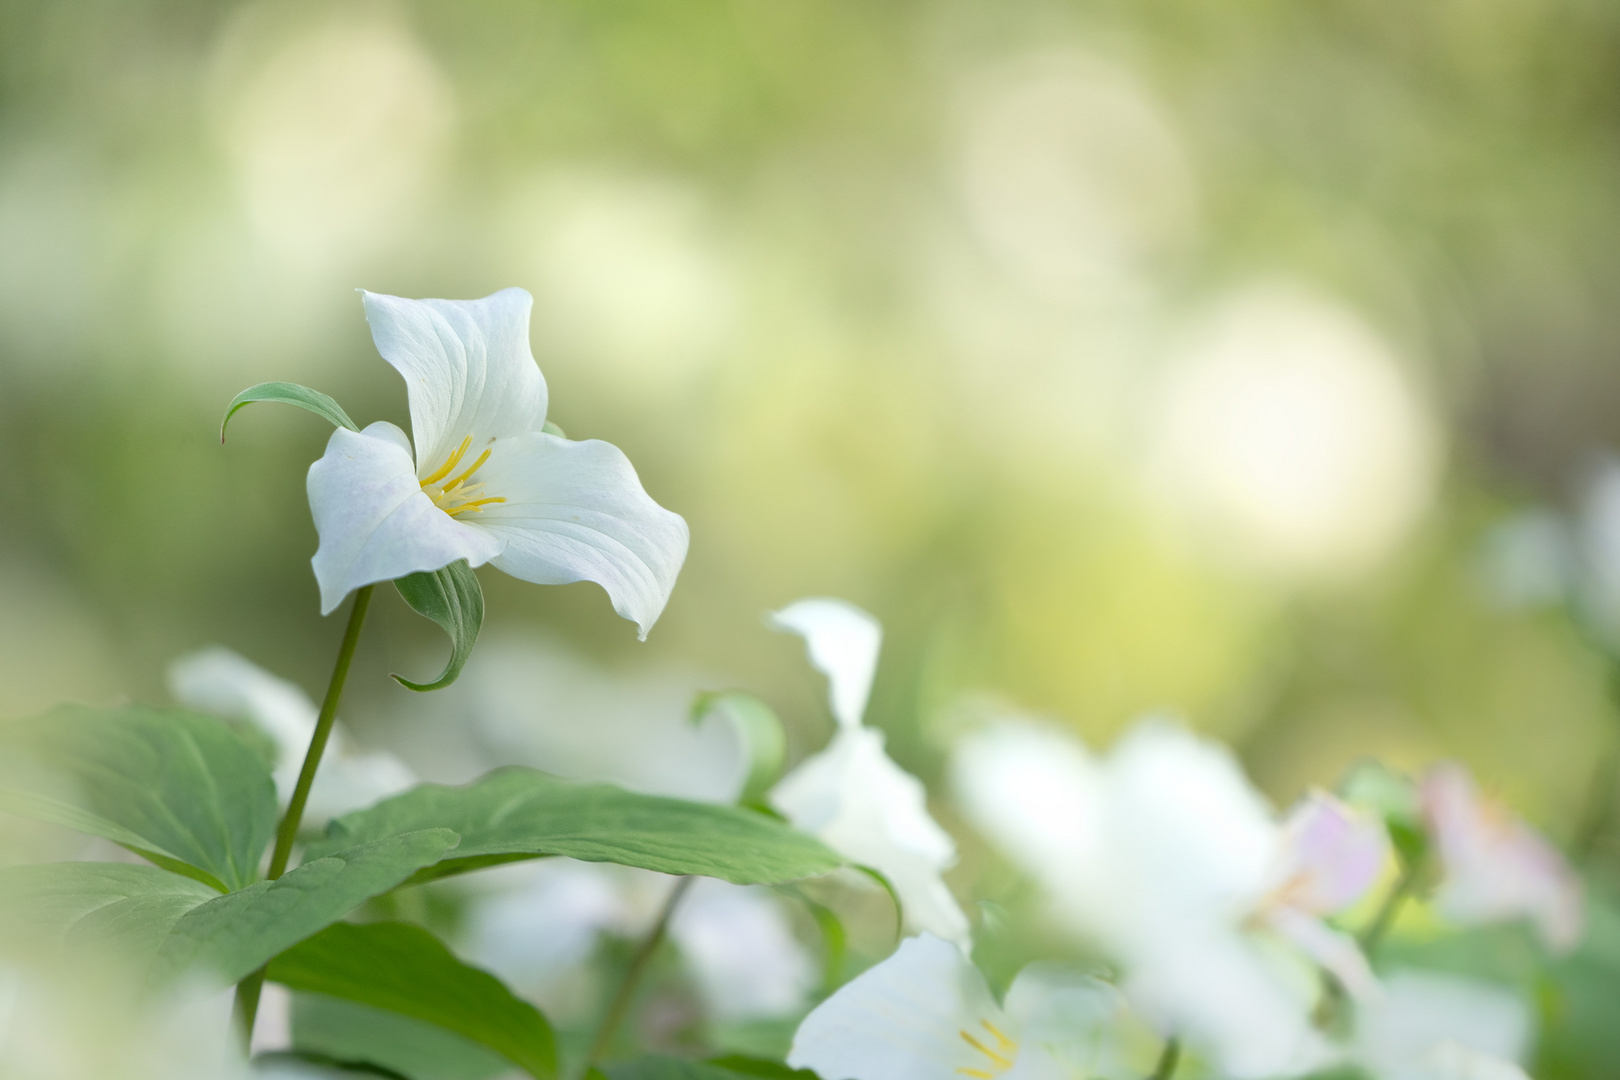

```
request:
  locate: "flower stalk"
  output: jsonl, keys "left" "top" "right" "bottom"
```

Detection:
{"left": 584, "top": 875, "right": 695, "bottom": 1071}
{"left": 232, "top": 583, "right": 376, "bottom": 1045}
{"left": 1149, "top": 1037, "right": 1181, "bottom": 1080}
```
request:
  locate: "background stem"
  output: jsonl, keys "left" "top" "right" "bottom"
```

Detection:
{"left": 1149, "top": 1037, "right": 1181, "bottom": 1080}
{"left": 232, "top": 584, "right": 376, "bottom": 1048}
{"left": 1358, "top": 853, "right": 1422, "bottom": 956}
{"left": 585, "top": 875, "right": 695, "bottom": 1071}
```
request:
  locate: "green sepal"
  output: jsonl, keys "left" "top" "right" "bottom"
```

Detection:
{"left": 393, "top": 560, "right": 484, "bottom": 692}
{"left": 268, "top": 921, "right": 557, "bottom": 1079}
{"left": 777, "top": 885, "right": 846, "bottom": 995}
{"left": 542, "top": 420, "right": 567, "bottom": 438}
{"left": 855, "top": 865, "right": 903, "bottom": 942}
{"left": 691, "top": 691, "right": 786, "bottom": 806}
{"left": 221, "top": 382, "right": 359, "bottom": 443}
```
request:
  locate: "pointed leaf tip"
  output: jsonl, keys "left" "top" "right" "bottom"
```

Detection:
{"left": 220, "top": 382, "right": 360, "bottom": 443}
{"left": 392, "top": 560, "right": 484, "bottom": 692}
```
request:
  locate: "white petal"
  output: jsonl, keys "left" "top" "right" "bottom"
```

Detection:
{"left": 472, "top": 433, "right": 688, "bottom": 638}
{"left": 307, "top": 423, "right": 503, "bottom": 615}
{"left": 770, "top": 598, "right": 882, "bottom": 729}
{"left": 771, "top": 727, "right": 967, "bottom": 942}
{"left": 950, "top": 720, "right": 1103, "bottom": 887}
{"left": 788, "top": 934, "right": 1006, "bottom": 1080}
{"left": 360, "top": 289, "right": 548, "bottom": 473}
{"left": 1001, "top": 963, "right": 1128, "bottom": 1080}
{"left": 1354, "top": 970, "right": 1532, "bottom": 1080}
{"left": 669, "top": 879, "right": 815, "bottom": 1021}
{"left": 302, "top": 749, "right": 417, "bottom": 825}
{"left": 1261, "top": 905, "right": 1377, "bottom": 1000}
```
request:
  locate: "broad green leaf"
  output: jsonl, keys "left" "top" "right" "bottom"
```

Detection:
{"left": 392, "top": 560, "right": 484, "bottom": 692}
{"left": 307, "top": 768, "right": 844, "bottom": 886}
{"left": 154, "top": 829, "right": 460, "bottom": 984}
{"left": 291, "top": 994, "right": 511, "bottom": 1080}
{"left": 691, "top": 691, "right": 785, "bottom": 806}
{"left": 0, "top": 862, "right": 217, "bottom": 963}
{"left": 270, "top": 921, "right": 556, "bottom": 1079}
{"left": 0, "top": 704, "right": 277, "bottom": 892}
{"left": 220, "top": 381, "right": 359, "bottom": 442}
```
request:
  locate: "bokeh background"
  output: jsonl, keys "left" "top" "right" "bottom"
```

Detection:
{"left": 3, "top": 0, "right": 1620, "bottom": 898}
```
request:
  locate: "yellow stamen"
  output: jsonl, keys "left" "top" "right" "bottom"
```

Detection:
{"left": 959, "top": 1031, "right": 1013, "bottom": 1070}
{"left": 420, "top": 436, "right": 472, "bottom": 487}
{"left": 443, "top": 496, "right": 507, "bottom": 517}
{"left": 981, "top": 1021, "right": 1015, "bottom": 1052}
{"left": 956, "top": 1070, "right": 994, "bottom": 1078}
{"left": 441, "top": 447, "right": 493, "bottom": 492}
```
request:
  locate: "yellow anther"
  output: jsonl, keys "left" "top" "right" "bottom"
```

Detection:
{"left": 956, "top": 1070, "right": 994, "bottom": 1079}
{"left": 421, "top": 436, "right": 472, "bottom": 487}
{"left": 959, "top": 1031, "right": 1013, "bottom": 1070}
{"left": 442, "top": 447, "right": 493, "bottom": 492}
{"left": 443, "top": 496, "right": 507, "bottom": 518}
{"left": 981, "top": 1021, "right": 1015, "bottom": 1052}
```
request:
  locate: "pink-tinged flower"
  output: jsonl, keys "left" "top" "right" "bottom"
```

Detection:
{"left": 1421, "top": 762, "right": 1582, "bottom": 951}
{"left": 1251, "top": 791, "right": 1390, "bottom": 998}
{"left": 951, "top": 719, "right": 1389, "bottom": 1078}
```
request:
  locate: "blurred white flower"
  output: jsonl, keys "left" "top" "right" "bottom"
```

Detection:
{"left": 451, "top": 635, "right": 814, "bottom": 1024}
{"left": 767, "top": 599, "right": 971, "bottom": 946}
{"left": 1421, "top": 763, "right": 1582, "bottom": 951}
{"left": 0, "top": 967, "right": 253, "bottom": 1080}
{"left": 1353, "top": 970, "right": 1533, "bottom": 1080}
{"left": 168, "top": 645, "right": 415, "bottom": 824}
{"left": 1152, "top": 285, "right": 1439, "bottom": 579}
{"left": 788, "top": 933, "right": 1125, "bottom": 1080}
{"left": 306, "top": 289, "right": 689, "bottom": 635}
{"left": 952, "top": 718, "right": 1387, "bottom": 1077}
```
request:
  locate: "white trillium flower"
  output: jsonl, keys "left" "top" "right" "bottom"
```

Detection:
{"left": 766, "top": 599, "right": 971, "bottom": 946}
{"left": 168, "top": 646, "right": 416, "bottom": 824}
{"left": 951, "top": 718, "right": 1386, "bottom": 1078}
{"left": 307, "top": 288, "right": 689, "bottom": 637}
{"left": 788, "top": 933, "right": 1125, "bottom": 1080}
{"left": 1421, "top": 762, "right": 1582, "bottom": 952}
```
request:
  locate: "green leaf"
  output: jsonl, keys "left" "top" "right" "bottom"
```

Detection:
{"left": 0, "top": 862, "right": 218, "bottom": 963}
{"left": 392, "top": 560, "right": 484, "bottom": 692}
{"left": 691, "top": 692, "right": 785, "bottom": 806}
{"left": 220, "top": 381, "right": 359, "bottom": 443}
{"left": 307, "top": 768, "right": 844, "bottom": 886}
{"left": 154, "top": 829, "right": 460, "bottom": 984}
{"left": 270, "top": 922, "right": 556, "bottom": 1079}
{"left": 0, "top": 704, "right": 278, "bottom": 892}
{"left": 291, "top": 995, "right": 511, "bottom": 1080}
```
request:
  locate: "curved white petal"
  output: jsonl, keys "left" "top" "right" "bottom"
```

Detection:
{"left": 471, "top": 433, "right": 688, "bottom": 638}
{"left": 669, "top": 879, "right": 816, "bottom": 1021}
{"left": 360, "top": 289, "right": 548, "bottom": 473}
{"left": 771, "top": 728, "right": 966, "bottom": 944}
{"left": 1262, "top": 905, "right": 1377, "bottom": 1000}
{"left": 307, "top": 423, "right": 503, "bottom": 614}
{"left": 770, "top": 598, "right": 882, "bottom": 729}
{"left": 788, "top": 934, "right": 1005, "bottom": 1080}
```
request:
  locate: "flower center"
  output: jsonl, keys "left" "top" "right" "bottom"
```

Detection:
{"left": 957, "top": 1019, "right": 1018, "bottom": 1079}
{"left": 421, "top": 435, "right": 506, "bottom": 518}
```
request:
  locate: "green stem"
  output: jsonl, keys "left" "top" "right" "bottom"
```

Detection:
{"left": 232, "top": 584, "right": 376, "bottom": 1048}
{"left": 1149, "top": 1037, "right": 1180, "bottom": 1080}
{"left": 1358, "top": 852, "right": 1422, "bottom": 957}
{"left": 584, "top": 875, "right": 695, "bottom": 1071}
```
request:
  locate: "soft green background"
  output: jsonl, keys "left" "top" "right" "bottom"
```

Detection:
{"left": 1, "top": 0, "right": 1618, "bottom": 880}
